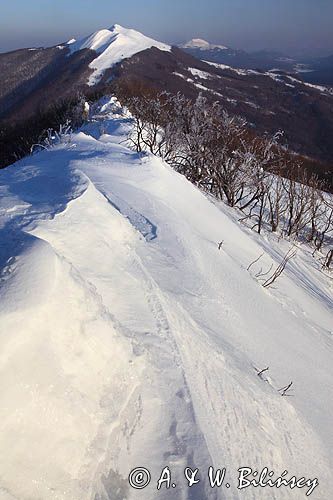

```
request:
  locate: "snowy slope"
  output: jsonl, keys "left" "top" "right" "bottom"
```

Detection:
{"left": 0, "top": 99, "right": 332, "bottom": 500}
{"left": 70, "top": 24, "right": 170, "bottom": 85}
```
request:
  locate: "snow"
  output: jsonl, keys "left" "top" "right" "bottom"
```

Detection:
{"left": 243, "top": 100, "right": 259, "bottom": 109}
{"left": 204, "top": 60, "right": 262, "bottom": 77}
{"left": 173, "top": 71, "right": 186, "bottom": 79}
{"left": 262, "top": 72, "right": 329, "bottom": 93}
{"left": 204, "top": 61, "right": 331, "bottom": 94}
{"left": 173, "top": 70, "right": 224, "bottom": 97}
{"left": 0, "top": 98, "right": 332, "bottom": 499}
{"left": 181, "top": 38, "right": 228, "bottom": 50}
{"left": 283, "top": 75, "right": 329, "bottom": 93}
{"left": 70, "top": 24, "right": 170, "bottom": 86}
{"left": 188, "top": 67, "right": 213, "bottom": 79}
{"left": 204, "top": 60, "right": 233, "bottom": 71}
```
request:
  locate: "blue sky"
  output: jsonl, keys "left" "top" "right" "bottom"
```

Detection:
{"left": 1, "top": 0, "right": 332, "bottom": 54}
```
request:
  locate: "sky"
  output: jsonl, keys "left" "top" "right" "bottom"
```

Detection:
{"left": 0, "top": 0, "right": 332, "bottom": 55}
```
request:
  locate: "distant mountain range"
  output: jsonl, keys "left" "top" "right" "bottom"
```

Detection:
{"left": 180, "top": 38, "right": 333, "bottom": 85}
{"left": 0, "top": 25, "right": 332, "bottom": 183}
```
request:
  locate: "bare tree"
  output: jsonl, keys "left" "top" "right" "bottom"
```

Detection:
{"left": 323, "top": 249, "right": 333, "bottom": 270}
{"left": 121, "top": 90, "right": 332, "bottom": 262}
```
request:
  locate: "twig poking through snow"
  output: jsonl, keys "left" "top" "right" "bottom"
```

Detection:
{"left": 257, "top": 367, "right": 269, "bottom": 377}
{"left": 247, "top": 253, "right": 264, "bottom": 271}
{"left": 278, "top": 381, "right": 293, "bottom": 396}
{"left": 263, "top": 247, "right": 297, "bottom": 288}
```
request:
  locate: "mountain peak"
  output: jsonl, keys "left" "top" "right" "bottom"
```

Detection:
{"left": 109, "top": 23, "right": 124, "bottom": 31}
{"left": 69, "top": 24, "right": 171, "bottom": 85}
{"left": 181, "top": 38, "right": 228, "bottom": 50}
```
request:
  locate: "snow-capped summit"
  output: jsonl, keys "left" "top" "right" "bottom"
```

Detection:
{"left": 181, "top": 38, "right": 228, "bottom": 50}
{"left": 70, "top": 24, "right": 171, "bottom": 85}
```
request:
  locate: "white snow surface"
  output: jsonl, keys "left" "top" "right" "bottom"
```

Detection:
{"left": 70, "top": 24, "right": 170, "bottom": 86}
{"left": 204, "top": 60, "right": 261, "bottom": 76}
{"left": 0, "top": 98, "right": 332, "bottom": 500}
{"left": 188, "top": 67, "right": 214, "bottom": 80}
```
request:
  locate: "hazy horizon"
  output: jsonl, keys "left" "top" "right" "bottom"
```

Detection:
{"left": 0, "top": 0, "right": 333, "bottom": 56}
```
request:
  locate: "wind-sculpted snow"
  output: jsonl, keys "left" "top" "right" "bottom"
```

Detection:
{"left": 101, "top": 191, "right": 158, "bottom": 241}
{"left": 0, "top": 100, "right": 332, "bottom": 499}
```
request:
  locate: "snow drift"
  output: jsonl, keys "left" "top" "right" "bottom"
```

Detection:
{"left": 0, "top": 99, "right": 332, "bottom": 500}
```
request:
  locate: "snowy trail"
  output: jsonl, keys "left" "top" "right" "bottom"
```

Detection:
{"left": 29, "top": 181, "right": 217, "bottom": 500}
{"left": 0, "top": 101, "right": 332, "bottom": 499}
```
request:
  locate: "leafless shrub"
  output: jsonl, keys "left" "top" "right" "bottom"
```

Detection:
{"left": 256, "top": 263, "right": 274, "bottom": 279}
{"left": 30, "top": 120, "right": 72, "bottom": 153}
{"left": 278, "top": 382, "right": 293, "bottom": 396}
{"left": 120, "top": 90, "right": 332, "bottom": 257}
{"left": 257, "top": 367, "right": 269, "bottom": 377}
{"left": 247, "top": 253, "right": 264, "bottom": 272}
{"left": 262, "top": 247, "right": 297, "bottom": 288}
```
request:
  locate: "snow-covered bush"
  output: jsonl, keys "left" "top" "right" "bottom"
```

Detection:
{"left": 30, "top": 120, "right": 73, "bottom": 153}
{"left": 121, "top": 91, "right": 332, "bottom": 253}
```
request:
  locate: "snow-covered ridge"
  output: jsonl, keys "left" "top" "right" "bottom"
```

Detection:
{"left": 70, "top": 24, "right": 171, "bottom": 86}
{"left": 181, "top": 38, "right": 228, "bottom": 50}
{"left": 204, "top": 60, "right": 332, "bottom": 93}
{"left": 0, "top": 99, "right": 332, "bottom": 499}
